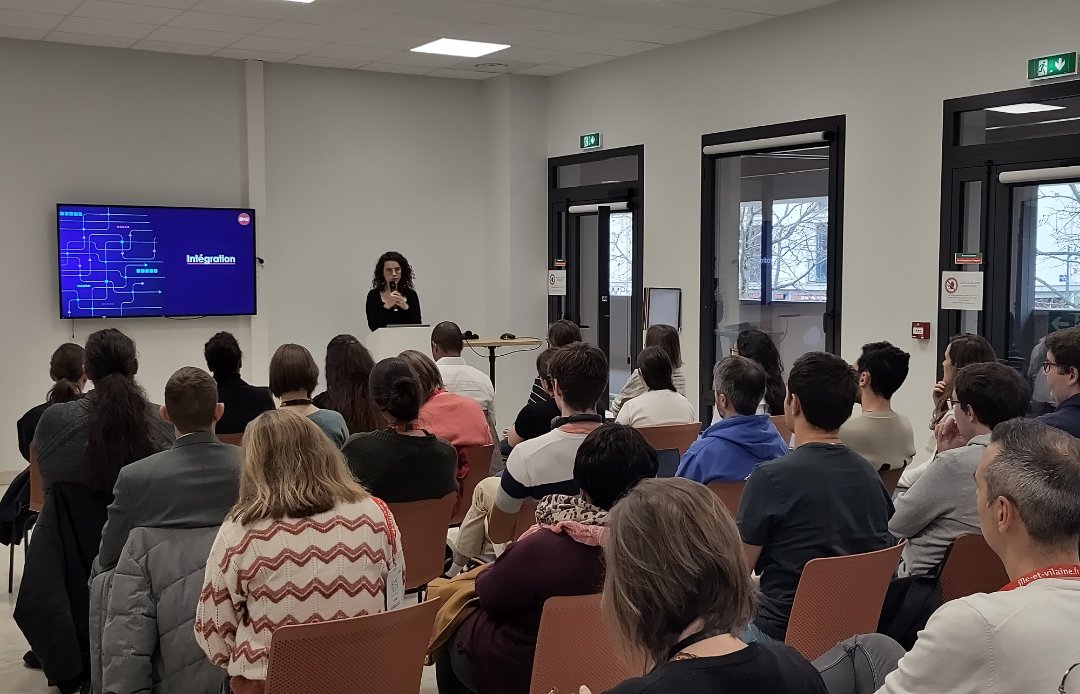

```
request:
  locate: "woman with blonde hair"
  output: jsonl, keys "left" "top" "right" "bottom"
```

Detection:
{"left": 589, "top": 478, "right": 825, "bottom": 694}
{"left": 195, "top": 409, "right": 404, "bottom": 694}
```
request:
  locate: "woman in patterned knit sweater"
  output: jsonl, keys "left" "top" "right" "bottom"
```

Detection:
{"left": 194, "top": 409, "right": 404, "bottom": 694}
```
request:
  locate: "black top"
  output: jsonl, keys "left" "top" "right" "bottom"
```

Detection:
{"left": 604, "top": 642, "right": 827, "bottom": 694}
{"left": 737, "top": 443, "right": 894, "bottom": 640}
{"left": 513, "top": 398, "right": 561, "bottom": 442}
{"left": 342, "top": 428, "right": 457, "bottom": 503}
{"left": 17, "top": 402, "right": 51, "bottom": 462}
{"left": 214, "top": 373, "right": 275, "bottom": 435}
{"left": 365, "top": 287, "right": 422, "bottom": 331}
{"left": 527, "top": 376, "right": 551, "bottom": 405}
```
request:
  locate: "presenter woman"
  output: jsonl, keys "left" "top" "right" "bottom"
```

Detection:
{"left": 366, "top": 251, "right": 422, "bottom": 331}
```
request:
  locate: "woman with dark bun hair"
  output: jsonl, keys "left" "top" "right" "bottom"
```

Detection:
{"left": 341, "top": 357, "right": 457, "bottom": 503}
{"left": 16, "top": 343, "right": 87, "bottom": 462}
{"left": 365, "top": 251, "right": 422, "bottom": 331}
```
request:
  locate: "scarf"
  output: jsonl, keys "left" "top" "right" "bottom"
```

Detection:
{"left": 519, "top": 494, "right": 607, "bottom": 546}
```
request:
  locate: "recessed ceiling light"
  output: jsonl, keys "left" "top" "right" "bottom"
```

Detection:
{"left": 411, "top": 38, "right": 510, "bottom": 58}
{"left": 987, "top": 103, "right": 1067, "bottom": 114}
{"left": 280, "top": 0, "right": 317, "bottom": 3}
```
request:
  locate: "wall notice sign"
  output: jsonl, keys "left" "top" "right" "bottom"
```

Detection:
{"left": 941, "top": 271, "right": 984, "bottom": 310}
{"left": 954, "top": 252, "right": 983, "bottom": 265}
{"left": 548, "top": 269, "right": 567, "bottom": 296}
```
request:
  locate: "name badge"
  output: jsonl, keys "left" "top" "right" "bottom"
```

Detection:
{"left": 386, "top": 561, "right": 405, "bottom": 611}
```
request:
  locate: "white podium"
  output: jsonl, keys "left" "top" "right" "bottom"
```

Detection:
{"left": 365, "top": 325, "right": 431, "bottom": 360}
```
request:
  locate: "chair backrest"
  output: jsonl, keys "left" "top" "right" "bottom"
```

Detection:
{"left": 769, "top": 415, "right": 792, "bottom": 445}
{"left": 512, "top": 499, "right": 540, "bottom": 541}
{"left": 451, "top": 444, "right": 495, "bottom": 526}
{"left": 634, "top": 422, "right": 701, "bottom": 457}
{"left": 879, "top": 467, "right": 904, "bottom": 495}
{"left": 529, "top": 594, "right": 641, "bottom": 694}
{"left": 387, "top": 493, "right": 455, "bottom": 590}
{"left": 706, "top": 481, "right": 745, "bottom": 519}
{"left": 785, "top": 543, "right": 904, "bottom": 661}
{"left": 938, "top": 534, "right": 1009, "bottom": 602}
{"left": 265, "top": 598, "right": 440, "bottom": 694}
{"left": 217, "top": 432, "right": 243, "bottom": 446}
{"left": 28, "top": 445, "right": 44, "bottom": 513}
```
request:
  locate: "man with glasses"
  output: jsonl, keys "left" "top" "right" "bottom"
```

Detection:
{"left": 877, "top": 418, "right": 1080, "bottom": 694}
{"left": 1039, "top": 326, "right": 1080, "bottom": 439}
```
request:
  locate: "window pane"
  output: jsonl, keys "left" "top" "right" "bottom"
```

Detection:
{"left": 557, "top": 155, "right": 639, "bottom": 188}
{"left": 958, "top": 95, "right": 1080, "bottom": 146}
{"left": 738, "top": 202, "right": 763, "bottom": 300}
{"left": 609, "top": 211, "right": 633, "bottom": 297}
{"left": 769, "top": 196, "right": 828, "bottom": 303}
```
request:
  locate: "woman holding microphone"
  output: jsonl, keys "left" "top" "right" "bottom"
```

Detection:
{"left": 366, "top": 251, "right": 422, "bottom": 331}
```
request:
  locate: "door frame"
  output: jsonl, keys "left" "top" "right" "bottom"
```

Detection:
{"left": 698, "top": 116, "right": 846, "bottom": 418}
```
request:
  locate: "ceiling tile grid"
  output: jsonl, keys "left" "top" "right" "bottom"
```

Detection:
{"left": 0, "top": 0, "right": 843, "bottom": 79}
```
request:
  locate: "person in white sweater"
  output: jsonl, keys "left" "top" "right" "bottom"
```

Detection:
{"left": 615, "top": 346, "right": 696, "bottom": 428}
{"left": 876, "top": 418, "right": 1080, "bottom": 694}
{"left": 610, "top": 324, "right": 686, "bottom": 416}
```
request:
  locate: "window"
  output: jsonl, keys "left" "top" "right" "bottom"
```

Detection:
{"left": 609, "top": 211, "right": 633, "bottom": 296}
{"left": 1031, "top": 183, "right": 1080, "bottom": 309}
{"left": 737, "top": 196, "right": 829, "bottom": 302}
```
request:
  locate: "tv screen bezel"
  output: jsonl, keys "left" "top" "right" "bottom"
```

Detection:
{"left": 56, "top": 203, "right": 258, "bottom": 320}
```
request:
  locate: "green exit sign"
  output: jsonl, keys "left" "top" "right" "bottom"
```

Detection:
{"left": 579, "top": 132, "right": 602, "bottom": 150}
{"left": 1028, "top": 52, "right": 1077, "bottom": 80}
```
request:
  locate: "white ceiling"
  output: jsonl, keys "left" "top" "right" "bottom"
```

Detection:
{"left": 0, "top": 0, "right": 841, "bottom": 79}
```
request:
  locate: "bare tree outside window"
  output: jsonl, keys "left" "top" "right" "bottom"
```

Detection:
{"left": 609, "top": 211, "right": 633, "bottom": 297}
{"left": 739, "top": 196, "right": 829, "bottom": 302}
{"left": 1034, "top": 183, "right": 1080, "bottom": 309}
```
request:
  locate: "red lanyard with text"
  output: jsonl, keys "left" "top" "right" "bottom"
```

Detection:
{"left": 999, "top": 565, "right": 1080, "bottom": 591}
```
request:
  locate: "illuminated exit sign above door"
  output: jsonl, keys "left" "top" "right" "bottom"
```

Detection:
{"left": 1028, "top": 52, "right": 1077, "bottom": 80}
{"left": 579, "top": 132, "right": 602, "bottom": 150}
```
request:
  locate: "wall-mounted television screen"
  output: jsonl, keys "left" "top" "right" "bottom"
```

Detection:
{"left": 57, "top": 204, "right": 256, "bottom": 319}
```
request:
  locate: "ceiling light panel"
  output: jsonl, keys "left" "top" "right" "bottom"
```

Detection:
{"left": 411, "top": 38, "right": 510, "bottom": 58}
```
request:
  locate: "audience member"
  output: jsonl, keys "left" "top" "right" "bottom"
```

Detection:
{"left": 876, "top": 419, "right": 1080, "bottom": 694}
{"left": 448, "top": 343, "right": 607, "bottom": 574}
{"left": 590, "top": 478, "right": 826, "bottom": 694}
{"left": 17, "top": 329, "right": 174, "bottom": 693}
{"left": 203, "top": 332, "right": 274, "bottom": 436}
{"left": 342, "top": 357, "right": 458, "bottom": 503}
{"left": 268, "top": 343, "right": 349, "bottom": 446}
{"left": 1038, "top": 325, "right": 1080, "bottom": 438}
{"left": 438, "top": 424, "right": 658, "bottom": 694}
{"left": 614, "top": 346, "right": 696, "bottom": 427}
{"left": 611, "top": 324, "right": 686, "bottom": 416}
{"left": 738, "top": 352, "right": 893, "bottom": 642}
{"left": 503, "top": 348, "right": 561, "bottom": 453}
{"left": 840, "top": 342, "right": 916, "bottom": 471}
{"left": 312, "top": 334, "right": 384, "bottom": 434}
{"left": 431, "top": 321, "right": 495, "bottom": 413}
{"left": 677, "top": 356, "right": 787, "bottom": 483}
{"left": 733, "top": 329, "right": 786, "bottom": 416}
{"left": 17, "top": 342, "right": 85, "bottom": 461}
{"left": 195, "top": 410, "right": 404, "bottom": 694}
{"left": 92, "top": 366, "right": 241, "bottom": 576}
{"left": 528, "top": 321, "right": 581, "bottom": 404}
{"left": 889, "top": 362, "right": 1029, "bottom": 577}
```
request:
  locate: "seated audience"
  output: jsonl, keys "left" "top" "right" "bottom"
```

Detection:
{"left": 528, "top": 321, "right": 581, "bottom": 404}
{"left": 17, "top": 342, "right": 85, "bottom": 461}
{"left": 611, "top": 324, "right": 686, "bottom": 416}
{"left": 901, "top": 333, "right": 996, "bottom": 490}
{"left": 17, "top": 329, "right": 173, "bottom": 693}
{"left": 614, "top": 346, "right": 696, "bottom": 427}
{"left": 448, "top": 343, "right": 607, "bottom": 574}
{"left": 677, "top": 356, "right": 787, "bottom": 483}
{"left": 503, "top": 348, "right": 561, "bottom": 454}
{"left": 890, "top": 362, "right": 1029, "bottom": 577}
{"left": 312, "top": 334, "right": 384, "bottom": 435}
{"left": 589, "top": 477, "right": 826, "bottom": 694}
{"left": 203, "top": 332, "right": 274, "bottom": 436}
{"left": 876, "top": 419, "right": 1080, "bottom": 694}
{"left": 1038, "top": 325, "right": 1080, "bottom": 438}
{"left": 840, "top": 342, "right": 916, "bottom": 471}
{"left": 733, "top": 329, "right": 787, "bottom": 416}
{"left": 431, "top": 321, "right": 495, "bottom": 413}
{"left": 738, "top": 352, "right": 893, "bottom": 642}
{"left": 93, "top": 366, "right": 241, "bottom": 576}
{"left": 342, "top": 357, "right": 458, "bottom": 503}
{"left": 268, "top": 343, "right": 349, "bottom": 446}
{"left": 195, "top": 410, "right": 404, "bottom": 694}
{"left": 438, "top": 424, "right": 659, "bottom": 694}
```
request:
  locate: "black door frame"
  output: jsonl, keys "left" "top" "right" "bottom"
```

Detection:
{"left": 939, "top": 82, "right": 1080, "bottom": 367}
{"left": 698, "top": 116, "right": 846, "bottom": 418}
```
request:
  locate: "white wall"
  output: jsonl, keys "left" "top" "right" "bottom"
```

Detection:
{"left": 544, "top": 0, "right": 1080, "bottom": 425}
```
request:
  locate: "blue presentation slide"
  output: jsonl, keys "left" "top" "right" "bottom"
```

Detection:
{"left": 57, "top": 205, "right": 256, "bottom": 318}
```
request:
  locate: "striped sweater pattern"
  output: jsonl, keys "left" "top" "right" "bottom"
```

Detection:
{"left": 194, "top": 497, "right": 403, "bottom": 682}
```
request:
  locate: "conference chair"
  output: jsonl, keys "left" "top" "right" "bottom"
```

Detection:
{"left": 451, "top": 444, "right": 495, "bottom": 526}
{"left": 938, "top": 534, "right": 1009, "bottom": 602}
{"left": 217, "top": 432, "right": 243, "bottom": 446}
{"left": 879, "top": 467, "right": 904, "bottom": 495}
{"left": 264, "top": 598, "right": 439, "bottom": 694}
{"left": 706, "top": 481, "right": 745, "bottom": 518}
{"left": 770, "top": 415, "right": 793, "bottom": 445}
{"left": 529, "top": 594, "right": 642, "bottom": 694}
{"left": 785, "top": 543, "right": 905, "bottom": 661}
{"left": 387, "top": 493, "right": 456, "bottom": 596}
{"left": 634, "top": 422, "right": 701, "bottom": 457}
{"left": 512, "top": 499, "right": 539, "bottom": 542}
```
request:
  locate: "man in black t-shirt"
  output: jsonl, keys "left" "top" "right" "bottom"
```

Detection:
{"left": 501, "top": 348, "right": 561, "bottom": 455}
{"left": 738, "top": 352, "right": 894, "bottom": 642}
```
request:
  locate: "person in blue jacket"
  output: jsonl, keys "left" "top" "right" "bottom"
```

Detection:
{"left": 677, "top": 355, "right": 788, "bottom": 483}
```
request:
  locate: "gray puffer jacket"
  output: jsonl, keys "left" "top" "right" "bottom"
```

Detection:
{"left": 90, "top": 526, "right": 226, "bottom": 694}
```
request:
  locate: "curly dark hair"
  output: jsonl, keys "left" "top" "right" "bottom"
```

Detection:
{"left": 324, "top": 335, "right": 384, "bottom": 434}
{"left": 736, "top": 329, "right": 785, "bottom": 416}
{"left": 370, "top": 251, "right": 415, "bottom": 292}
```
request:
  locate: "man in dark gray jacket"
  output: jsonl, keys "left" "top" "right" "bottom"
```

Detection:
{"left": 92, "top": 366, "right": 241, "bottom": 577}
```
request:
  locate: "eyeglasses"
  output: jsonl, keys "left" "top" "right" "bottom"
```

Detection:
{"left": 947, "top": 398, "right": 961, "bottom": 409}
{"left": 729, "top": 347, "right": 740, "bottom": 356}
{"left": 1044, "top": 360, "right": 1064, "bottom": 373}
{"left": 1060, "top": 659, "right": 1079, "bottom": 693}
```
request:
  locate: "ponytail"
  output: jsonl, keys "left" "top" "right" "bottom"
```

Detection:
{"left": 47, "top": 342, "right": 85, "bottom": 404}
{"left": 47, "top": 378, "right": 80, "bottom": 404}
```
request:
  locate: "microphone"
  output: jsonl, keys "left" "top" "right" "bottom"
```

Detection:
{"left": 389, "top": 280, "right": 397, "bottom": 292}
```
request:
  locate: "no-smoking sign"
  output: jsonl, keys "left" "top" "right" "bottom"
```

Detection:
{"left": 941, "top": 271, "right": 983, "bottom": 310}
{"left": 944, "top": 277, "right": 959, "bottom": 294}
